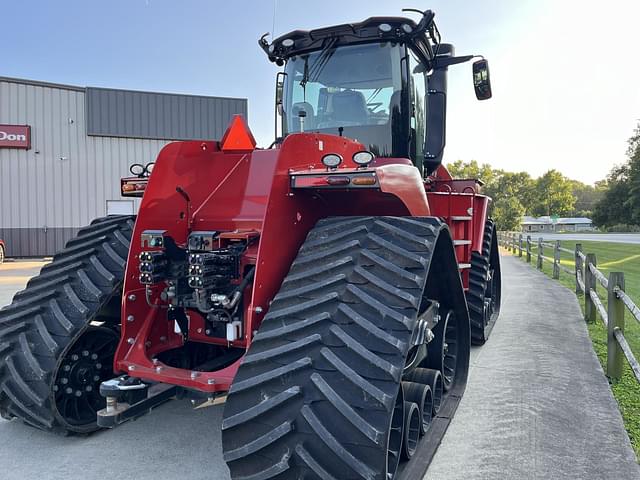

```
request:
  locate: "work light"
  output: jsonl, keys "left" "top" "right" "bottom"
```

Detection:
{"left": 321, "top": 153, "right": 342, "bottom": 169}
{"left": 352, "top": 151, "right": 374, "bottom": 166}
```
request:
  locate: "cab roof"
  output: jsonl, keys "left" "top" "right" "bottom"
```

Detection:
{"left": 260, "top": 10, "right": 441, "bottom": 67}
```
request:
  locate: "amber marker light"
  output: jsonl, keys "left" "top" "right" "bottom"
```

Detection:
{"left": 352, "top": 176, "right": 377, "bottom": 186}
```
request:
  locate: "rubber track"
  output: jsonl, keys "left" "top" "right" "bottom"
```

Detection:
{"left": 0, "top": 215, "right": 134, "bottom": 432}
{"left": 222, "top": 216, "right": 450, "bottom": 480}
{"left": 467, "top": 219, "right": 499, "bottom": 345}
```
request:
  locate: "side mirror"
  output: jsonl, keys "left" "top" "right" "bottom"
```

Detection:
{"left": 472, "top": 59, "right": 492, "bottom": 100}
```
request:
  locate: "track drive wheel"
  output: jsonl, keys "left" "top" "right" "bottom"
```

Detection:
{"left": 0, "top": 215, "right": 134, "bottom": 433}
{"left": 468, "top": 219, "right": 502, "bottom": 345}
{"left": 222, "top": 216, "right": 470, "bottom": 480}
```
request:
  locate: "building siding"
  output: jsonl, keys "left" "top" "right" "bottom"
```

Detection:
{"left": 0, "top": 78, "right": 247, "bottom": 257}
{"left": 86, "top": 87, "right": 247, "bottom": 141}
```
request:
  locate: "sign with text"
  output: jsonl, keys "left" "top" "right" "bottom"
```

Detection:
{"left": 0, "top": 125, "right": 31, "bottom": 149}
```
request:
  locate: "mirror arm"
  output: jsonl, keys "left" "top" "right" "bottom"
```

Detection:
{"left": 433, "top": 54, "right": 481, "bottom": 69}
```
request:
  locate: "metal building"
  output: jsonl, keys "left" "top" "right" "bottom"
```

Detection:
{"left": 0, "top": 76, "right": 247, "bottom": 257}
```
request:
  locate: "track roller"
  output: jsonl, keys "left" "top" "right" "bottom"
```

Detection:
{"left": 405, "top": 368, "right": 443, "bottom": 415}
{"left": 402, "top": 402, "right": 421, "bottom": 460}
{"left": 403, "top": 381, "right": 433, "bottom": 436}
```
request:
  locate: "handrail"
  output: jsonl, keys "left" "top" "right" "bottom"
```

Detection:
{"left": 614, "top": 328, "right": 640, "bottom": 382}
{"left": 614, "top": 287, "right": 640, "bottom": 326}
{"left": 589, "top": 263, "right": 609, "bottom": 289}
{"left": 498, "top": 231, "right": 640, "bottom": 384}
{"left": 590, "top": 289, "right": 608, "bottom": 325}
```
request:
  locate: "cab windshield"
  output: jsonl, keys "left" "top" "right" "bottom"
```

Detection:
{"left": 283, "top": 42, "right": 406, "bottom": 157}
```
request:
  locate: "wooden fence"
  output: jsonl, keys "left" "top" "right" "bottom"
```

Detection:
{"left": 497, "top": 232, "right": 640, "bottom": 384}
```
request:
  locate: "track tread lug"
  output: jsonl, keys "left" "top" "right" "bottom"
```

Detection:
{"left": 223, "top": 421, "right": 293, "bottom": 462}
{"left": 223, "top": 216, "right": 470, "bottom": 480}
{"left": 0, "top": 215, "right": 134, "bottom": 434}
{"left": 301, "top": 404, "right": 376, "bottom": 479}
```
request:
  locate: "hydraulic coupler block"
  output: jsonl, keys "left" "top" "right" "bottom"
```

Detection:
{"left": 187, "top": 249, "right": 240, "bottom": 289}
{"left": 138, "top": 250, "right": 168, "bottom": 285}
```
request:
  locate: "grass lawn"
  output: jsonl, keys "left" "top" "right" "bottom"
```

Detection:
{"left": 506, "top": 239, "right": 640, "bottom": 459}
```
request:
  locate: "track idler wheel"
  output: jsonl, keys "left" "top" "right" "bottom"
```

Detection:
{"left": 53, "top": 326, "right": 119, "bottom": 431}
{"left": 405, "top": 368, "right": 443, "bottom": 415}
{"left": 403, "top": 381, "right": 433, "bottom": 436}
{"left": 423, "top": 310, "right": 459, "bottom": 391}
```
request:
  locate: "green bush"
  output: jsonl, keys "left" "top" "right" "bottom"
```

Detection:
{"left": 606, "top": 224, "right": 640, "bottom": 233}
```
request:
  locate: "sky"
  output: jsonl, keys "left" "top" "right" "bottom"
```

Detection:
{"left": 1, "top": 0, "right": 639, "bottom": 184}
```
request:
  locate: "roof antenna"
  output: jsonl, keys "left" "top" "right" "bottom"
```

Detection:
{"left": 272, "top": 0, "right": 278, "bottom": 38}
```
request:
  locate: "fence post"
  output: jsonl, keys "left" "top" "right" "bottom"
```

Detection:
{"left": 575, "top": 243, "right": 583, "bottom": 294}
{"left": 518, "top": 234, "right": 523, "bottom": 257}
{"left": 511, "top": 233, "right": 516, "bottom": 253}
{"left": 537, "top": 237, "right": 543, "bottom": 270}
{"left": 607, "top": 272, "right": 625, "bottom": 381}
{"left": 553, "top": 240, "right": 560, "bottom": 279}
{"left": 584, "top": 253, "right": 597, "bottom": 323}
{"left": 526, "top": 235, "right": 531, "bottom": 263}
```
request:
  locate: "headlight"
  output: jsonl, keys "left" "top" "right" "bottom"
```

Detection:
{"left": 145, "top": 162, "right": 155, "bottom": 175}
{"left": 352, "top": 151, "right": 374, "bottom": 167}
{"left": 321, "top": 153, "right": 342, "bottom": 169}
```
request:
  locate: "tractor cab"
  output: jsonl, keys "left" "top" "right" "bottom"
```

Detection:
{"left": 261, "top": 9, "right": 492, "bottom": 175}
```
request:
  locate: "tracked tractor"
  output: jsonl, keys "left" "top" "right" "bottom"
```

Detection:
{"left": 0, "top": 8, "right": 500, "bottom": 480}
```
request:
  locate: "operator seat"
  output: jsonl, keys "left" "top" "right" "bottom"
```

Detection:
{"left": 331, "top": 90, "right": 368, "bottom": 124}
{"left": 291, "top": 102, "right": 315, "bottom": 131}
{"left": 388, "top": 90, "right": 402, "bottom": 120}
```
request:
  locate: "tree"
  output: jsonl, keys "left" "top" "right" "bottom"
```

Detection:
{"left": 530, "top": 170, "right": 575, "bottom": 216}
{"left": 447, "top": 160, "right": 501, "bottom": 186}
{"left": 624, "top": 124, "right": 640, "bottom": 224}
{"left": 492, "top": 197, "right": 525, "bottom": 230}
{"left": 484, "top": 171, "right": 535, "bottom": 211}
{"left": 568, "top": 180, "right": 604, "bottom": 218}
{"left": 593, "top": 122, "right": 640, "bottom": 228}
{"left": 592, "top": 168, "right": 629, "bottom": 227}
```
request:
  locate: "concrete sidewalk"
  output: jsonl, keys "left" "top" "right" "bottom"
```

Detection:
{"left": 426, "top": 255, "right": 640, "bottom": 479}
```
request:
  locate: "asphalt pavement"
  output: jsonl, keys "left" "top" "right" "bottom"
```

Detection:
{"left": 0, "top": 256, "right": 638, "bottom": 479}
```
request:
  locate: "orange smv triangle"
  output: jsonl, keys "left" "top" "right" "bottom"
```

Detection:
{"left": 220, "top": 115, "right": 257, "bottom": 152}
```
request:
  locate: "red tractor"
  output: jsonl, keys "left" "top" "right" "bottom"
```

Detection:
{"left": 0, "top": 9, "right": 500, "bottom": 480}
